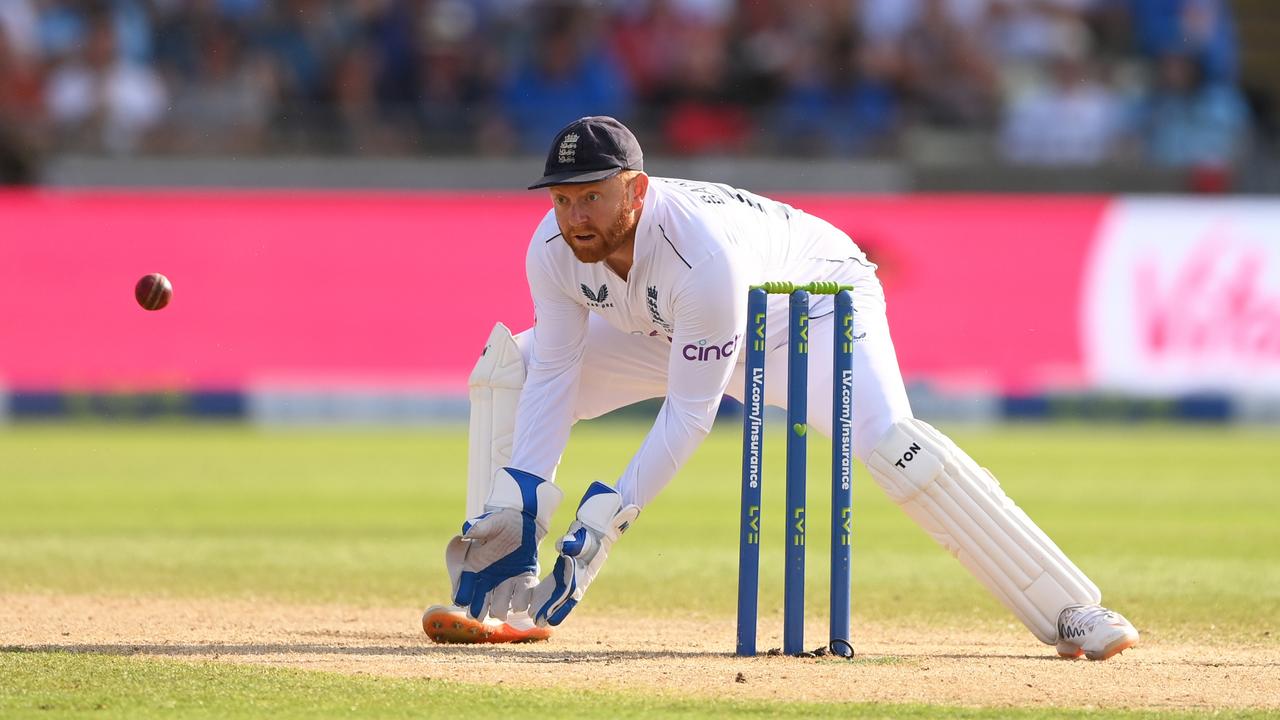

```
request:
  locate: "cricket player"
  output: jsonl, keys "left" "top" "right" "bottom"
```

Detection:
{"left": 422, "top": 116, "right": 1139, "bottom": 660}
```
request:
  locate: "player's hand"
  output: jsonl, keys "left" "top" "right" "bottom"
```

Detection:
{"left": 523, "top": 482, "right": 639, "bottom": 627}
{"left": 445, "top": 468, "right": 562, "bottom": 621}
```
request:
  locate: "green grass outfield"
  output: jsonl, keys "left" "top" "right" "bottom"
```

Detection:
{"left": 2, "top": 422, "right": 1279, "bottom": 718}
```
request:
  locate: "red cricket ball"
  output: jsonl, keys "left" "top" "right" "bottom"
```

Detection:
{"left": 135, "top": 273, "right": 173, "bottom": 311}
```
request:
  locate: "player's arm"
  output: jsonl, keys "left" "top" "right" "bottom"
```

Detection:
{"left": 507, "top": 243, "right": 589, "bottom": 481}
{"left": 525, "top": 252, "right": 748, "bottom": 626}
{"left": 620, "top": 250, "right": 748, "bottom": 505}
{"left": 446, "top": 229, "right": 586, "bottom": 621}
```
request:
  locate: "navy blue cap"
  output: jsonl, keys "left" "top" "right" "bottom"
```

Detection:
{"left": 528, "top": 116, "right": 644, "bottom": 189}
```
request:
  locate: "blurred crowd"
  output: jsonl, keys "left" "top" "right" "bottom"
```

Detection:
{"left": 0, "top": 0, "right": 1265, "bottom": 177}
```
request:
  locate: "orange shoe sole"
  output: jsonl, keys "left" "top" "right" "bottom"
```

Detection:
{"left": 1056, "top": 642, "right": 1085, "bottom": 659}
{"left": 421, "top": 606, "right": 552, "bottom": 644}
{"left": 1086, "top": 634, "right": 1138, "bottom": 661}
{"left": 1056, "top": 635, "right": 1138, "bottom": 660}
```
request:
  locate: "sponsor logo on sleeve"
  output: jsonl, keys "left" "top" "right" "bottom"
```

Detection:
{"left": 681, "top": 334, "right": 740, "bottom": 362}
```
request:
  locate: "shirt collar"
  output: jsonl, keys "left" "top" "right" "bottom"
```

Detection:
{"left": 631, "top": 177, "right": 660, "bottom": 269}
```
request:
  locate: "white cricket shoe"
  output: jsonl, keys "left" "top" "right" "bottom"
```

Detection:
{"left": 1055, "top": 604, "right": 1139, "bottom": 660}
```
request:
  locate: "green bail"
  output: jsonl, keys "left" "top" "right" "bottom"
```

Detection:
{"left": 753, "top": 281, "right": 854, "bottom": 295}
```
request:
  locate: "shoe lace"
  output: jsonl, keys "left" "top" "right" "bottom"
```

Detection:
{"left": 1060, "top": 605, "right": 1117, "bottom": 636}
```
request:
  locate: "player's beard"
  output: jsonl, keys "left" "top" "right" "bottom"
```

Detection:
{"left": 565, "top": 205, "right": 634, "bottom": 264}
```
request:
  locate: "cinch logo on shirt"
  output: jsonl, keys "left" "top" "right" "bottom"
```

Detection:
{"left": 682, "top": 335, "right": 740, "bottom": 362}
{"left": 580, "top": 283, "right": 614, "bottom": 308}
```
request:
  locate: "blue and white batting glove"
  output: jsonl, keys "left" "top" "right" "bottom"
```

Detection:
{"left": 445, "top": 468, "right": 562, "bottom": 621}
{"left": 523, "top": 482, "right": 640, "bottom": 627}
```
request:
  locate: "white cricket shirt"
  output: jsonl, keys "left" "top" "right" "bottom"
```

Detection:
{"left": 509, "top": 177, "right": 864, "bottom": 507}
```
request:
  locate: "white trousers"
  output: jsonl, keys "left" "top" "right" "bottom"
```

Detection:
{"left": 512, "top": 263, "right": 913, "bottom": 462}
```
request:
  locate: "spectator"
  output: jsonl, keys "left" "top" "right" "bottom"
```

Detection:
{"left": 667, "top": 0, "right": 734, "bottom": 25}
{"left": 0, "top": 0, "right": 1255, "bottom": 173}
{"left": 1142, "top": 51, "right": 1248, "bottom": 172}
{"left": 44, "top": 13, "right": 168, "bottom": 154}
{"left": 168, "top": 21, "right": 279, "bottom": 153}
{"left": 217, "top": 0, "right": 267, "bottom": 22}
{"left": 0, "top": 20, "right": 40, "bottom": 184}
{"left": 150, "top": 0, "right": 229, "bottom": 81}
{"left": 859, "top": 0, "right": 987, "bottom": 46}
{"left": 35, "top": 0, "right": 87, "bottom": 60}
{"left": 723, "top": 0, "right": 793, "bottom": 109}
{"left": 653, "top": 23, "right": 750, "bottom": 154}
{"left": 257, "top": 0, "right": 347, "bottom": 144}
{"left": 0, "top": 17, "right": 44, "bottom": 128}
{"left": 501, "top": 4, "right": 630, "bottom": 153}
{"left": 331, "top": 40, "right": 419, "bottom": 154}
{"left": 775, "top": 26, "right": 901, "bottom": 156}
{"left": 0, "top": 0, "right": 38, "bottom": 61}
{"left": 899, "top": 0, "right": 1001, "bottom": 128}
{"left": 349, "top": 0, "right": 419, "bottom": 122}
{"left": 1124, "top": 0, "right": 1237, "bottom": 84}
{"left": 611, "top": 0, "right": 690, "bottom": 104}
{"left": 983, "top": 0, "right": 1104, "bottom": 64}
{"left": 416, "top": 0, "right": 503, "bottom": 151}
{"left": 110, "top": 0, "right": 155, "bottom": 66}
{"left": 999, "top": 28, "right": 1125, "bottom": 165}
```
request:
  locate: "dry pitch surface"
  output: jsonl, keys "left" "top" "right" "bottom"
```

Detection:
{"left": 5, "top": 593, "right": 1277, "bottom": 712}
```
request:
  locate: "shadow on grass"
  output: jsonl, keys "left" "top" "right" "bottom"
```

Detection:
{"left": 1, "top": 644, "right": 1063, "bottom": 664}
{"left": 4, "top": 643, "right": 749, "bottom": 662}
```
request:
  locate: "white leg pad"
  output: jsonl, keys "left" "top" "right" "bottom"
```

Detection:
{"left": 466, "top": 323, "right": 526, "bottom": 518}
{"left": 865, "top": 418, "right": 1100, "bottom": 644}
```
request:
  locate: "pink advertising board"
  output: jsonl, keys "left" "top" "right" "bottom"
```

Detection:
{"left": 0, "top": 191, "right": 1105, "bottom": 393}
{"left": 0, "top": 191, "right": 545, "bottom": 391}
{"left": 787, "top": 195, "right": 1106, "bottom": 392}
